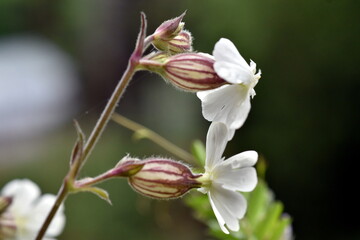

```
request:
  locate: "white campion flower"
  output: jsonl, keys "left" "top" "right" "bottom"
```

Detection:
{"left": 197, "top": 38, "right": 261, "bottom": 137}
{"left": 0, "top": 179, "right": 65, "bottom": 240}
{"left": 197, "top": 122, "right": 258, "bottom": 234}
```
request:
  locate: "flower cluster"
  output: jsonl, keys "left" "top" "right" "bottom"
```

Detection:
{"left": 0, "top": 179, "right": 65, "bottom": 240}
{"left": 135, "top": 13, "right": 261, "bottom": 233}
{"left": 4, "top": 12, "right": 266, "bottom": 239}
{"left": 141, "top": 16, "right": 261, "bottom": 135}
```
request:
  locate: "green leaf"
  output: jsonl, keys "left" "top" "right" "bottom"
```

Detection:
{"left": 191, "top": 140, "right": 206, "bottom": 166}
{"left": 246, "top": 180, "right": 269, "bottom": 228}
{"left": 184, "top": 193, "right": 211, "bottom": 219}
{"left": 78, "top": 186, "right": 112, "bottom": 205}
{"left": 270, "top": 215, "right": 292, "bottom": 240}
{"left": 254, "top": 201, "right": 284, "bottom": 239}
{"left": 256, "top": 156, "right": 267, "bottom": 179}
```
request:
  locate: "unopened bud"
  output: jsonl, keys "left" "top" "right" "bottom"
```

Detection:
{"left": 152, "top": 12, "right": 192, "bottom": 54}
{"left": 153, "top": 12, "right": 186, "bottom": 41}
{"left": 128, "top": 158, "right": 202, "bottom": 199}
{"left": 141, "top": 53, "right": 226, "bottom": 91}
{"left": 153, "top": 30, "right": 193, "bottom": 54}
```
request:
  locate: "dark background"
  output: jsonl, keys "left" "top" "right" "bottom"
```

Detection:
{"left": 1, "top": 0, "right": 359, "bottom": 239}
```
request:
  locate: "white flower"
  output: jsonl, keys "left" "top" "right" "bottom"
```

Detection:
{"left": 197, "top": 122, "right": 258, "bottom": 234}
{"left": 197, "top": 38, "right": 261, "bottom": 136}
{"left": 0, "top": 179, "right": 65, "bottom": 240}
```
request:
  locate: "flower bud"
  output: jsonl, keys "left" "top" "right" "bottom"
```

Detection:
{"left": 151, "top": 12, "right": 193, "bottom": 54}
{"left": 153, "top": 30, "right": 193, "bottom": 54}
{"left": 153, "top": 12, "right": 185, "bottom": 41}
{"left": 142, "top": 53, "right": 227, "bottom": 91}
{"left": 128, "top": 158, "right": 202, "bottom": 199}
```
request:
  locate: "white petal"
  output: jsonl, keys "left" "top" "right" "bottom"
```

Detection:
{"left": 229, "top": 93, "right": 251, "bottom": 130}
{"left": 214, "top": 166, "right": 258, "bottom": 192}
{"left": 205, "top": 122, "right": 229, "bottom": 171}
{"left": 27, "top": 194, "right": 65, "bottom": 237}
{"left": 214, "top": 61, "right": 253, "bottom": 85}
{"left": 250, "top": 60, "right": 257, "bottom": 73}
{"left": 225, "top": 151, "right": 258, "bottom": 168}
{"left": 1, "top": 179, "right": 40, "bottom": 214}
{"left": 213, "top": 38, "right": 249, "bottom": 70}
{"left": 227, "top": 128, "right": 236, "bottom": 141}
{"left": 197, "top": 84, "right": 251, "bottom": 130}
{"left": 209, "top": 183, "right": 247, "bottom": 233}
{"left": 208, "top": 192, "right": 229, "bottom": 234}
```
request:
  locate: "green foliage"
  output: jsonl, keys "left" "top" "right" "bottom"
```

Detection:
{"left": 191, "top": 139, "right": 206, "bottom": 167}
{"left": 185, "top": 180, "right": 291, "bottom": 240}
{"left": 75, "top": 186, "right": 112, "bottom": 205}
{"left": 186, "top": 141, "right": 292, "bottom": 240}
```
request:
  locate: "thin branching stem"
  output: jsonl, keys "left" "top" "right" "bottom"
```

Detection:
{"left": 35, "top": 13, "right": 148, "bottom": 240}
{"left": 112, "top": 113, "right": 196, "bottom": 165}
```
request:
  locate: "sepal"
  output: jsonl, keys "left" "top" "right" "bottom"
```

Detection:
{"left": 153, "top": 11, "right": 186, "bottom": 41}
{"left": 74, "top": 184, "right": 112, "bottom": 205}
{"left": 128, "top": 158, "right": 202, "bottom": 199}
{"left": 140, "top": 52, "right": 226, "bottom": 91}
{"left": 70, "top": 120, "right": 85, "bottom": 166}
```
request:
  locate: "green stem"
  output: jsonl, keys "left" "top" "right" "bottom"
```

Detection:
{"left": 35, "top": 181, "right": 68, "bottom": 240}
{"left": 81, "top": 62, "right": 137, "bottom": 166}
{"left": 35, "top": 59, "right": 138, "bottom": 240}
{"left": 35, "top": 12, "right": 148, "bottom": 240}
{"left": 112, "top": 113, "right": 195, "bottom": 164}
{"left": 74, "top": 171, "right": 114, "bottom": 188}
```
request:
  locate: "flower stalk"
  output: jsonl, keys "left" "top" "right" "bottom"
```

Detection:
{"left": 112, "top": 113, "right": 196, "bottom": 165}
{"left": 35, "top": 12, "right": 148, "bottom": 240}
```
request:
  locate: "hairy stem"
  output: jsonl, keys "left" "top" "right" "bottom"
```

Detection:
{"left": 35, "top": 182, "right": 68, "bottom": 240}
{"left": 35, "top": 12, "right": 148, "bottom": 240}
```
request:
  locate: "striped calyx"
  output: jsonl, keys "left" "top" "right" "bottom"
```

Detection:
{"left": 162, "top": 53, "right": 227, "bottom": 91}
{"left": 153, "top": 12, "right": 185, "bottom": 41}
{"left": 153, "top": 30, "right": 193, "bottom": 54}
{"left": 151, "top": 12, "right": 191, "bottom": 54}
{"left": 128, "top": 158, "right": 202, "bottom": 199}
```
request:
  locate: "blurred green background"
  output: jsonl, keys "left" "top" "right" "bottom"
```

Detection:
{"left": 1, "top": 0, "right": 359, "bottom": 239}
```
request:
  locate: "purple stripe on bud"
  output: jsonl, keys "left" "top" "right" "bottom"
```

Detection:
{"left": 128, "top": 158, "right": 202, "bottom": 199}
{"left": 153, "top": 30, "right": 193, "bottom": 54}
{"left": 163, "top": 53, "right": 226, "bottom": 91}
{"left": 153, "top": 12, "right": 186, "bottom": 40}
